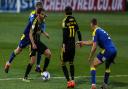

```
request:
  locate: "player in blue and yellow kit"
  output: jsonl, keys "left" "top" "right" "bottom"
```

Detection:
{"left": 4, "top": 2, "right": 49, "bottom": 73}
{"left": 76, "top": 18, "right": 117, "bottom": 89}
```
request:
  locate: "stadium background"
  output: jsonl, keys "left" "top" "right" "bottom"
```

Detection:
{"left": 0, "top": 0, "right": 128, "bottom": 89}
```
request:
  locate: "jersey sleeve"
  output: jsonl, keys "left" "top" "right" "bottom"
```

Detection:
{"left": 62, "top": 17, "right": 67, "bottom": 28}
{"left": 29, "top": 15, "right": 35, "bottom": 23}
{"left": 29, "top": 11, "right": 36, "bottom": 24}
{"left": 39, "top": 22, "right": 46, "bottom": 32}
{"left": 62, "top": 17, "right": 67, "bottom": 44}
{"left": 74, "top": 18, "right": 79, "bottom": 31}
{"left": 92, "top": 29, "right": 98, "bottom": 42}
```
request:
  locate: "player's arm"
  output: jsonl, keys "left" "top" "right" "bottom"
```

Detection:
{"left": 39, "top": 21, "right": 50, "bottom": 39}
{"left": 62, "top": 28, "right": 68, "bottom": 52}
{"left": 88, "top": 31, "right": 98, "bottom": 63}
{"left": 29, "top": 19, "right": 37, "bottom": 49}
{"left": 77, "top": 30, "right": 82, "bottom": 41}
{"left": 76, "top": 40, "right": 93, "bottom": 46}
{"left": 29, "top": 29, "right": 37, "bottom": 49}
{"left": 61, "top": 17, "right": 67, "bottom": 52}
{"left": 42, "top": 32, "right": 50, "bottom": 39}
{"left": 88, "top": 42, "right": 97, "bottom": 63}
{"left": 75, "top": 20, "right": 82, "bottom": 41}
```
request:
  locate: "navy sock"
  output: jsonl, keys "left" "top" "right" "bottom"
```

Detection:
{"left": 104, "top": 72, "right": 110, "bottom": 84}
{"left": 9, "top": 51, "right": 16, "bottom": 63}
{"left": 90, "top": 68, "right": 96, "bottom": 84}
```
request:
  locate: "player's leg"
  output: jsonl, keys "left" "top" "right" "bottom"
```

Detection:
{"left": 69, "top": 61, "right": 75, "bottom": 88}
{"left": 23, "top": 49, "right": 37, "bottom": 82}
{"left": 60, "top": 47, "right": 71, "bottom": 88}
{"left": 69, "top": 61, "right": 74, "bottom": 81}
{"left": 90, "top": 57, "right": 103, "bottom": 89}
{"left": 43, "top": 48, "right": 51, "bottom": 72}
{"left": 38, "top": 42, "right": 51, "bottom": 72}
{"left": 69, "top": 48, "right": 75, "bottom": 88}
{"left": 9, "top": 46, "right": 23, "bottom": 63}
{"left": 61, "top": 61, "right": 71, "bottom": 88}
{"left": 101, "top": 49, "right": 117, "bottom": 89}
{"left": 35, "top": 52, "right": 42, "bottom": 72}
{"left": 5, "top": 46, "right": 23, "bottom": 73}
{"left": 5, "top": 36, "right": 30, "bottom": 73}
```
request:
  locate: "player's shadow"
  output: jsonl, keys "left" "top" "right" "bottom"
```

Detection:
{"left": 76, "top": 77, "right": 90, "bottom": 85}
{"left": 109, "top": 81, "right": 128, "bottom": 88}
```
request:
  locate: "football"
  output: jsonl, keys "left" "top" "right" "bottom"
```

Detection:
{"left": 41, "top": 71, "right": 50, "bottom": 81}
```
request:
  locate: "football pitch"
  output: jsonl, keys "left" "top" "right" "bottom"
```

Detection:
{"left": 0, "top": 12, "right": 128, "bottom": 89}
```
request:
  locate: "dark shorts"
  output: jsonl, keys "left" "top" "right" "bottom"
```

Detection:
{"left": 97, "top": 47, "right": 117, "bottom": 68}
{"left": 61, "top": 44, "right": 75, "bottom": 62}
{"left": 18, "top": 34, "right": 30, "bottom": 48}
{"left": 30, "top": 41, "right": 48, "bottom": 57}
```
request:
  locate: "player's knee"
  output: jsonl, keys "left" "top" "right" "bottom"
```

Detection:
{"left": 30, "top": 56, "right": 36, "bottom": 64}
{"left": 105, "top": 68, "right": 111, "bottom": 73}
{"left": 92, "top": 58, "right": 102, "bottom": 68}
{"left": 14, "top": 47, "right": 22, "bottom": 55}
{"left": 30, "top": 50, "right": 36, "bottom": 57}
{"left": 45, "top": 49, "right": 51, "bottom": 59}
{"left": 69, "top": 61, "right": 74, "bottom": 65}
{"left": 61, "top": 61, "right": 66, "bottom": 66}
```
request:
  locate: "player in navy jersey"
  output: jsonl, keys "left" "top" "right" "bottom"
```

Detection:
{"left": 76, "top": 18, "right": 117, "bottom": 89}
{"left": 4, "top": 2, "right": 49, "bottom": 73}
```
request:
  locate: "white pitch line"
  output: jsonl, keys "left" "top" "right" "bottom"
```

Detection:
{"left": 0, "top": 75, "right": 128, "bottom": 81}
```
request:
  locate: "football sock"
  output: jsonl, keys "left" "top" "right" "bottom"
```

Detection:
{"left": 104, "top": 69, "right": 110, "bottom": 84}
{"left": 8, "top": 51, "right": 16, "bottom": 63}
{"left": 36, "top": 52, "right": 42, "bottom": 66}
{"left": 69, "top": 62, "right": 74, "bottom": 80}
{"left": 43, "top": 58, "right": 50, "bottom": 72}
{"left": 90, "top": 67, "right": 96, "bottom": 84}
{"left": 24, "top": 63, "right": 32, "bottom": 78}
{"left": 62, "top": 65, "right": 70, "bottom": 81}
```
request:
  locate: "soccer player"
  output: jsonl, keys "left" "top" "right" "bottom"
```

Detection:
{"left": 61, "top": 6, "right": 82, "bottom": 88}
{"left": 76, "top": 18, "right": 117, "bottom": 89}
{"left": 23, "top": 8, "right": 51, "bottom": 82}
{"left": 4, "top": 2, "right": 48, "bottom": 73}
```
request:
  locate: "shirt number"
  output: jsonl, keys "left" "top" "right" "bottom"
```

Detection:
{"left": 69, "top": 26, "right": 75, "bottom": 37}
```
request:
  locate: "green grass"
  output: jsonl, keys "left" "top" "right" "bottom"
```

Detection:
{"left": 0, "top": 12, "right": 128, "bottom": 89}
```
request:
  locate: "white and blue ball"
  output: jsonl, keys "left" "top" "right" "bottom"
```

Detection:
{"left": 41, "top": 71, "right": 50, "bottom": 81}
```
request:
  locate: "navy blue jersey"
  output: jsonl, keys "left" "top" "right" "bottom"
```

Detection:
{"left": 92, "top": 27, "right": 116, "bottom": 50}
{"left": 23, "top": 10, "right": 37, "bottom": 40}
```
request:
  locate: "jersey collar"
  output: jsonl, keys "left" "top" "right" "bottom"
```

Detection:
{"left": 92, "top": 26, "right": 100, "bottom": 36}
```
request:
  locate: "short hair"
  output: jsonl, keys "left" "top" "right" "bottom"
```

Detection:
{"left": 91, "top": 18, "right": 97, "bottom": 25}
{"left": 65, "top": 6, "right": 72, "bottom": 15}
{"left": 37, "top": 8, "right": 44, "bottom": 14}
{"left": 36, "top": 2, "right": 43, "bottom": 8}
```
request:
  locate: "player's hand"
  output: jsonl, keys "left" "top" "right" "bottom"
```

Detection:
{"left": 46, "top": 35, "right": 50, "bottom": 39}
{"left": 62, "top": 44, "right": 65, "bottom": 53}
{"left": 76, "top": 41, "right": 81, "bottom": 44}
{"left": 32, "top": 43, "right": 37, "bottom": 49}
{"left": 76, "top": 41, "right": 83, "bottom": 47}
